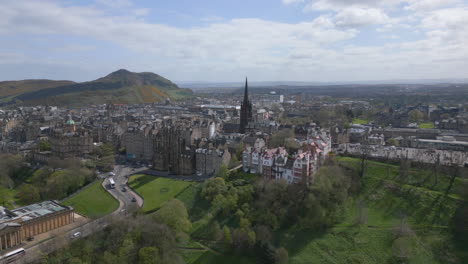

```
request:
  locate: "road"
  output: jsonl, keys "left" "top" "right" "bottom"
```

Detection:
{"left": 17, "top": 165, "right": 144, "bottom": 263}
{"left": 102, "top": 165, "right": 144, "bottom": 215}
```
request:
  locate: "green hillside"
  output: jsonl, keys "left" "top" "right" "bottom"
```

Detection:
{"left": 0, "top": 69, "right": 192, "bottom": 107}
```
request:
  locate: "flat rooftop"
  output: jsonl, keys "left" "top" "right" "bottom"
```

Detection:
{"left": 0, "top": 201, "right": 70, "bottom": 224}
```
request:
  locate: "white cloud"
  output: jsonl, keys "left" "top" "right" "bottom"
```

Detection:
{"left": 282, "top": 0, "right": 304, "bottom": 5}
{"left": 0, "top": 0, "right": 467, "bottom": 81}
{"left": 95, "top": 0, "right": 132, "bottom": 8}
{"left": 404, "top": 0, "right": 461, "bottom": 11}
{"left": 334, "top": 7, "right": 389, "bottom": 28}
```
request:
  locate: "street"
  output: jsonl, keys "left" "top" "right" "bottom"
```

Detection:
{"left": 17, "top": 165, "right": 145, "bottom": 263}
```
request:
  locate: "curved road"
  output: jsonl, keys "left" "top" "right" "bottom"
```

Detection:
{"left": 17, "top": 165, "right": 144, "bottom": 263}
{"left": 102, "top": 165, "right": 144, "bottom": 215}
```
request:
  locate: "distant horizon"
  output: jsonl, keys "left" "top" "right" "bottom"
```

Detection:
{"left": 1, "top": 68, "right": 467, "bottom": 86}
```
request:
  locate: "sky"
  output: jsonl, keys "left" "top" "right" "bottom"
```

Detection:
{"left": 0, "top": 0, "right": 467, "bottom": 83}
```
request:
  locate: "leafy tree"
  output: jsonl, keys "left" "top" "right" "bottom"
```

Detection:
{"left": 210, "top": 221, "right": 223, "bottom": 241}
{"left": 0, "top": 154, "right": 23, "bottom": 188}
{"left": 153, "top": 199, "right": 191, "bottom": 233}
{"left": 408, "top": 109, "right": 424, "bottom": 122}
{"left": 274, "top": 247, "right": 289, "bottom": 264}
{"left": 201, "top": 177, "right": 226, "bottom": 201}
{"left": 16, "top": 184, "right": 40, "bottom": 204}
{"left": 216, "top": 164, "right": 229, "bottom": 178}
{"left": 386, "top": 138, "right": 399, "bottom": 146}
{"left": 223, "top": 225, "right": 232, "bottom": 251}
{"left": 229, "top": 155, "right": 239, "bottom": 168}
{"left": 255, "top": 241, "right": 276, "bottom": 264}
{"left": 118, "top": 237, "right": 136, "bottom": 263}
{"left": 38, "top": 140, "right": 52, "bottom": 151}
{"left": 138, "top": 247, "right": 160, "bottom": 264}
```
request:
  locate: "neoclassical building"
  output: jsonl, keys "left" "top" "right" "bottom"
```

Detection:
{"left": 0, "top": 201, "right": 74, "bottom": 252}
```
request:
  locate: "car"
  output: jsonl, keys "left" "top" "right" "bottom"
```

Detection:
{"left": 109, "top": 172, "right": 116, "bottom": 176}
{"left": 26, "top": 237, "right": 34, "bottom": 241}
{"left": 122, "top": 187, "right": 127, "bottom": 192}
{"left": 131, "top": 197, "right": 137, "bottom": 202}
{"left": 71, "top": 232, "right": 81, "bottom": 239}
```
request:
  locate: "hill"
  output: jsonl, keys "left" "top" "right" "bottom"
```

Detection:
{"left": 0, "top": 69, "right": 193, "bottom": 107}
{"left": 0, "top": 79, "right": 75, "bottom": 98}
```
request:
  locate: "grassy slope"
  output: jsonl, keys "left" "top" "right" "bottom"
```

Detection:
{"left": 282, "top": 157, "right": 464, "bottom": 264}
{"left": 163, "top": 158, "right": 466, "bottom": 263}
{"left": 62, "top": 180, "right": 119, "bottom": 219}
{"left": 128, "top": 175, "right": 192, "bottom": 213}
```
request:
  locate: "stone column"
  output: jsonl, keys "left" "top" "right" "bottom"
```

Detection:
{"left": 0, "top": 234, "right": 3, "bottom": 250}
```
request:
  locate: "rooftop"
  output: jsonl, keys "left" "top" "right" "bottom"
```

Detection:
{"left": 0, "top": 201, "right": 71, "bottom": 224}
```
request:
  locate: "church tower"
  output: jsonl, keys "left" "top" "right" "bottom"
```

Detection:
{"left": 239, "top": 77, "right": 253, "bottom": 134}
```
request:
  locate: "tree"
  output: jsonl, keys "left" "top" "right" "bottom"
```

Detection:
{"left": 408, "top": 109, "right": 424, "bottom": 122}
{"left": 223, "top": 225, "right": 232, "bottom": 251}
{"left": 153, "top": 199, "right": 191, "bottom": 233}
{"left": 118, "top": 237, "right": 136, "bottom": 263}
{"left": 16, "top": 184, "right": 40, "bottom": 204}
{"left": 216, "top": 164, "right": 229, "bottom": 178}
{"left": 38, "top": 140, "right": 52, "bottom": 151}
{"left": 274, "top": 247, "right": 289, "bottom": 264}
{"left": 269, "top": 129, "right": 295, "bottom": 148}
{"left": 138, "top": 247, "right": 160, "bottom": 264}
{"left": 386, "top": 138, "right": 399, "bottom": 146}
{"left": 201, "top": 177, "right": 226, "bottom": 201}
{"left": 0, "top": 154, "right": 23, "bottom": 188}
{"left": 255, "top": 241, "right": 276, "bottom": 264}
{"left": 210, "top": 221, "right": 223, "bottom": 241}
{"left": 229, "top": 155, "right": 239, "bottom": 168}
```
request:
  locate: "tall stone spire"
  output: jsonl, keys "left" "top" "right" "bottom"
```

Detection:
{"left": 239, "top": 77, "right": 253, "bottom": 134}
{"left": 243, "top": 77, "right": 249, "bottom": 102}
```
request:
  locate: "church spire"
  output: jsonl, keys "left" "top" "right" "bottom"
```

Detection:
{"left": 239, "top": 77, "right": 253, "bottom": 134}
{"left": 243, "top": 77, "right": 249, "bottom": 102}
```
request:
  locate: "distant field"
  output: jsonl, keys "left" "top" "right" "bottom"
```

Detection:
{"left": 419, "top": 122, "right": 435, "bottom": 128}
{"left": 352, "top": 118, "right": 369, "bottom": 124}
{"left": 62, "top": 180, "right": 119, "bottom": 218}
{"left": 128, "top": 175, "right": 192, "bottom": 213}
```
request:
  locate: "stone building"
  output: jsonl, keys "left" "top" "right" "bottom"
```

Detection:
{"left": 0, "top": 201, "right": 74, "bottom": 252}
{"left": 49, "top": 130, "right": 93, "bottom": 158}
{"left": 153, "top": 125, "right": 194, "bottom": 175}
{"left": 195, "top": 147, "right": 231, "bottom": 176}
{"left": 124, "top": 125, "right": 154, "bottom": 161}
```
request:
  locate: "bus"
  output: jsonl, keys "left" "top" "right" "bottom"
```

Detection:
{"left": 109, "top": 178, "right": 115, "bottom": 189}
{"left": 0, "top": 248, "right": 26, "bottom": 264}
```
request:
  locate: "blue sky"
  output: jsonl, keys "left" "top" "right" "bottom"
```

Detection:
{"left": 0, "top": 0, "right": 467, "bottom": 83}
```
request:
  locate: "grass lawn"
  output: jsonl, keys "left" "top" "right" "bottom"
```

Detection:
{"left": 352, "top": 118, "right": 369, "bottom": 124}
{"left": 419, "top": 122, "right": 435, "bottom": 129}
{"left": 128, "top": 175, "right": 192, "bottom": 213}
{"left": 62, "top": 180, "right": 118, "bottom": 219}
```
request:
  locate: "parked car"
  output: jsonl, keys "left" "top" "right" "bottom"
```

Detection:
{"left": 71, "top": 232, "right": 81, "bottom": 239}
{"left": 109, "top": 172, "right": 116, "bottom": 176}
{"left": 26, "top": 237, "right": 34, "bottom": 241}
{"left": 122, "top": 187, "right": 127, "bottom": 192}
{"left": 131, "top": 197, "right": 137, "bottom": 202}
